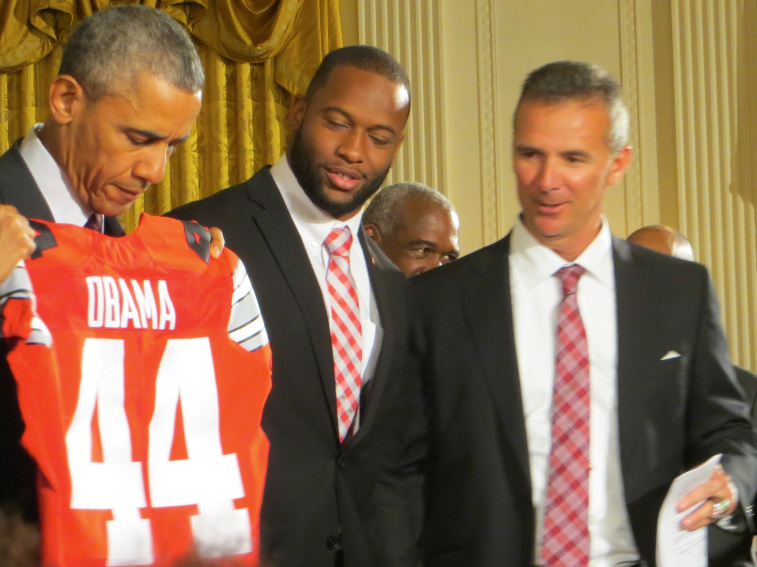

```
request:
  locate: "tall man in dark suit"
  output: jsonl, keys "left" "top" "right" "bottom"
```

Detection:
{"left": 0, "top": 6, "right": 224, "bottom": 522}
{"left": 627, "top": 224, "right": 757, "bottom": 431}
{"left": 411, "top": 61, "right": 757, "bottom": 567}
{"left": 170, "top": 46, "right": 416, "bottom": 567}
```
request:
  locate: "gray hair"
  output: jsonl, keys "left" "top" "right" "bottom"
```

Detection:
{"left": 363, "top": 182, "right": 457, "bottom": 236}
{"left": 59, "top": 5, "right": 204, "bottom": 101}
{"left": 514, "top": 60, "right": 629, "bottom": 154}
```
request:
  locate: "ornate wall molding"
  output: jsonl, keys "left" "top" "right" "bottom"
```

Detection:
{"left": 357, "top": 0, "right": 446, "bottom": 194}
{"left": 618, "top": 0, "right": 644, "bottom": 232}
{"left": 474, "top": 0, "right": 501, "bottom": 245}
{"left": 670, "top": 0, "right": 757, "bottom": 369}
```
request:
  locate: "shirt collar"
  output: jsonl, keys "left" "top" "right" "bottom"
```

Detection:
{"left": 269, "top": 154, "right": 364, "bottom": 248}
{"left": 509, "top": 214, "right": 614, "bottom": 289}
{"left": 18, "top": 124, "right": 92, "bottom": 225}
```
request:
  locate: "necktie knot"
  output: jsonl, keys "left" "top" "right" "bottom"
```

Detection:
{"left": 555, "top": 264, "right": 586, "bottom": 297}
{"left": 325, "top": 227, "right": 353, "bottom": 257}
{"left": 84, "top": 213, "right": 103, "bottom": 234}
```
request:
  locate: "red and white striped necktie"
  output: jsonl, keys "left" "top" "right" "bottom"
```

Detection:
{"left": 324, "top": 227, "right": 363, "bottom": 442}
{"left": 541, "top": 264, "right": 591, "bottom": 567}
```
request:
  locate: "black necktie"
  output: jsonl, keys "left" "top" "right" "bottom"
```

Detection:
{"left": 84, "top": 213, "right": 103, "bottom": 233}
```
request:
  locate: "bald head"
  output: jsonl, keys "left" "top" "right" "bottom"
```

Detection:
{"left": 627, "top": 225, "right": 694, "bottom": 261}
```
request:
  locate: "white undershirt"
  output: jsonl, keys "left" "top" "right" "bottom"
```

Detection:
{"left": 18, "top": 124, "right": 92, "bottom": 226}
{"left": 269, "top": 156, "right": 382, "bottom": 399}
{"left": 509, "top": 216, "right": 640, "bottom": 566}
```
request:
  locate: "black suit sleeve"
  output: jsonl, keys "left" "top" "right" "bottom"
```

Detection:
{"left": 687, "top": 272, "right": 757, "bottom": 531}
{"left": 370, "top": 291, "right": 428, "bottom": 567}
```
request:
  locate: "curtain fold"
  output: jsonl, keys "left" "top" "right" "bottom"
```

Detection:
{"left": 0, "top": 0, "right": 342, "bottom": 232}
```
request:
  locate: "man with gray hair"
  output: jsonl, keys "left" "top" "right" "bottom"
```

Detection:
{"left": 0, "top": 4, "right": 223, "bottom": 526}
{"left": 363, "top": 182, "right": 459, "bottom": 277}
{"left": 410, "top": 61, "right": 756, "bottom": 566}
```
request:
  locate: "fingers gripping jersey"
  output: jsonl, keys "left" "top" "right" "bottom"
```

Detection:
{"left": 0, "top": 214, "right": 272, "bottom": 567}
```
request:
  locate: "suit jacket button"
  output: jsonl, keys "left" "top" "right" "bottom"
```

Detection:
{"left": 326, "top": 534, "right": 342, "bottom": 551}
{"left": 336, "top": 457, "right": 344, "bottom": 470}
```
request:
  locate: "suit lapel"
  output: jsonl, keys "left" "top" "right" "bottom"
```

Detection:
{"left": 104, "top": 216, "right": 125, "bottom": 237}
{"left": 0, "top": 141, "right": 55, "bottom": 222}
{"left": 246, "top": 169, "right": 338, "bottom": 434}
{"left": 613, "top": 236, "right": 657, "bottom": 502}
{"left": 346, "top": 231, "right": 399, "bottom": 446}
{"left": 464, "top": 236, "right": 533, "bottom": 500}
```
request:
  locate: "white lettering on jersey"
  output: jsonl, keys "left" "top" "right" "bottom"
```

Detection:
{"left": 87, "top": 278, "right": 175, "bottom": 330}
{"left": 103, "top": 277, "right": 120, "bottom": 329}
{"left": 157, "top": 280, "right": 176, "bottom": 331}
{"left": 119, "top": 280, "right": 141, "bottom": 329}
{"left": 131, "top": 280, "right": 158, "bottom": 330}
{"left": 86, "top": 277, "right": 105, "bottom": 328}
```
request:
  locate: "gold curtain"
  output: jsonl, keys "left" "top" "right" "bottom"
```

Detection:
{"left": 0, "top": 0, "right": 342, "bottom": 231}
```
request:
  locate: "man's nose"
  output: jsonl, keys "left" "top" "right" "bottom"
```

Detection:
{"left": 537, "top": 157, "right": 559, "bottom": 190}
{"left": 336, "top": 130, "right": 364, "bottom": 163}
{"left": 134, "top": 146, "right": 168, "bottom": 185}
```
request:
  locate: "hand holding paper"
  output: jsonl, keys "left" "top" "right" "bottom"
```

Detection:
{"left": 677, "top": 462, "right": 737, "bottom": 530}
{"left": 657, "top": 454, "right": 723, "bottom": 567}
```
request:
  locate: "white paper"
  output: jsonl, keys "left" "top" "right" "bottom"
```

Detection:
{"left": 656, "top": 453, "right": 722, "bottom": 567}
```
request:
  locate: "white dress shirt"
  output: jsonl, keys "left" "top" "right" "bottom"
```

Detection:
{"left": 269, "top": 156, "right": 383, "bottom": 402}
{"left": 509, "top": 216, "right": 640, "bottom": 567}
{"left": 18, "top": 125, "right": 93, "bottom": 227}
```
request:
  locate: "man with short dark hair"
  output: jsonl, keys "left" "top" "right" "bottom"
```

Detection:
{"left": 0, "top": 4, "right": 222, "bottom": 525}
{"left": 411, "top": 61, "right": 757, "bottom": 566}
{"left": 363, "top": 182, "right": 459, "bottom": 277}
{"left": 170, "top": 46, "right": 417, "bottom": 567}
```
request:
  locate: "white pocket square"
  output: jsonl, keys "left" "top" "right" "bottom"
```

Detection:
{"left": 661, "top": 350, "right": 681, "bottom": 361}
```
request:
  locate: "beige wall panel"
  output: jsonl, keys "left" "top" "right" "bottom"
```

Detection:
{"left": 440, "top": 0, "right": 484, "bottom": 252}
{"left": 493, "top": 0, "right": 627, "bottom": 239}
{"left": 357, "top": 0, "right": 446, "bottom": 199}
{"left": 670, "top": 0, "right": 757, "bottom": 370}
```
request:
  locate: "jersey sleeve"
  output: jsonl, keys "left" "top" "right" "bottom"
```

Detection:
{"left": 0, "top": 261, "right": 52, "bottom": 346}
{"left": 227, "top": 258, "right": 269, "bottom": 352}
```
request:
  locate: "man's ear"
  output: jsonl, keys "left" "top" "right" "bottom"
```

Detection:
{"left": 363, "top": 223, "right": 382, "bottom": 244}
{"left": 286, "top": 96, "right": 308, "bottom": 131}
{"left": 48, "top": 75, "right": 86, "bottom": 126}
{"left": 607, "top": 145, "right": 634, "bottom": 186}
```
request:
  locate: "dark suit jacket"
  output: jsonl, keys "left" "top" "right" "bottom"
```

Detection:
{"left": 410, "top": 234, "right": 757, "bottom": 567}
{"left": 0, "top": 141, "right": 123, "bottom": 235}
{"left": 0, "top": 141, "right": 123, "bottom": 520}
{"left": 169, "top": 167, "right": 417, "bottom": 567}
{"left": 735, "top": 366, "right": 757, "bottom": 427}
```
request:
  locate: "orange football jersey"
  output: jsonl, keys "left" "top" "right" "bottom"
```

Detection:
{"left": 1, "top": 214, "right": 272, "bottom": 567}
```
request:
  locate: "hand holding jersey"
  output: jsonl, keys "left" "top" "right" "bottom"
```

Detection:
{"left": 0, "top": 205, "right": 36, "bottom": 285}
{"left": 0, "top": 215, "right": 271, "bottom": 567}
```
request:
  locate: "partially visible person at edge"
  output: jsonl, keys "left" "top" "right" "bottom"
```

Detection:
{"left": 170, "top": 46, "right": 420, "bottom": 567}
{"left": 363, "top": 182, "right": 459, "bottom": 277}
{"left": 0, "top": 4, "right": 227, "bottom": 524}
{"left": 0, "top": 207, "right": 35, "bottom": 285}
{"left": 627, "top": 224, "right": 757, "bottom": 436}
{"left": 408, "top": 61, "right": 757, "bottom": 567}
